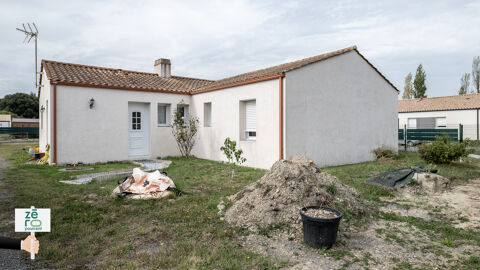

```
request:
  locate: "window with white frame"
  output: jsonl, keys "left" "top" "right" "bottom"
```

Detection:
{"left": 408, "top": 118, "right": 417, "bottom": 129}
{"left": 244, "top": 100, "right": 256, "bottom": 140}
{"left": 436, "top": 117, "right": 446, "bottom": 128}
{"left": 131, "top": 111, "right": 141, "bottom": 130}
{"left": 204, "top": 102, "right": 212, "bottom": 127}
{"left": 158, "top": 104, "right": 171, "bottom": 126}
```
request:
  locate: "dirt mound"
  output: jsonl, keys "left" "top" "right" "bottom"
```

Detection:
{"left": 224, "top": 156, "right": 364, "bottom": 232}
{"left": 411, "top": 173, "right": 450, "bottom": 193}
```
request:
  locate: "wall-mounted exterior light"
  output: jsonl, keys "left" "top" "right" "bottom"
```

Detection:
{"left": 40, "top": 105, "right": 45, "bottom": 112}
{"left": 89, "top": 98, "right": 95, "bottom": 109}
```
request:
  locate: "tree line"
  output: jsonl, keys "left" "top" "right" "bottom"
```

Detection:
{"left": 0, "top": 92, "right": 39, "bottom": 118}
{"left": 402, "top": 64, "right": 427, "bottom": 99}
{"left": 402, "top": 56, "right": 480, "bottom": 99}
{"left": 459, "top": 56, "right": 480, "bottom": 95}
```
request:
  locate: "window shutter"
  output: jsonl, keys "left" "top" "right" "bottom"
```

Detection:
{"left": 245, "top": 100, "right": 256, "bottom": 132}
{"left": 436, "top": 117, "right": 446, "bottom": 128}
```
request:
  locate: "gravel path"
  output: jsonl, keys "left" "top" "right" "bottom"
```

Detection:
{"left": 0, "top": 155, "right": 36, "bottom": 270}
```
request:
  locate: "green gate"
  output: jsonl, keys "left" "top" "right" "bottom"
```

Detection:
{"left": 0, "top": 127, "right": 39, "bottom": 135}
{"left": 398, "top": 125, "right": 463, "bottom": 142}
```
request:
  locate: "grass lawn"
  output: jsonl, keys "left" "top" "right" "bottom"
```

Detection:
{"left": 1, "top": 142, "right": 479, "bottom": 269}
{"left": 0, "top": 142, "right": 280, "bottom": 269}
{"left": 0, "top": 134, "right": 13, "bottom": 140}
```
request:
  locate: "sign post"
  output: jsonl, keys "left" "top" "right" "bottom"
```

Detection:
{"left": 15, "top": 206, "right": 50, "bottom": 260}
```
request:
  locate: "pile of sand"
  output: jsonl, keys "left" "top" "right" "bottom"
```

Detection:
{"left": 224, "top": 156, "right": 364, "bottom": 232}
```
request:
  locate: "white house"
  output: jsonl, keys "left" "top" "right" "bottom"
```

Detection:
{"left": 398, "top": 94, "right": 480, "bottom": 140}
{"left": 38, "top": 46, "right": 398, "bottom": 169}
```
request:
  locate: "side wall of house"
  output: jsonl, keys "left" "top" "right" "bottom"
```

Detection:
{"left": 190, "top": 79, "right": 279, "bottom": 169}
{"left": 285, "top": 50, "right": 398, "bottom": 167}
{"left": 39, "top": 77, "right": 52, "bottom": 159}
{"left": 55, "top": 85, "right": 189, "bottom": 164}
{"left": 398, "top": 109, "right": 478, "bottom": 139}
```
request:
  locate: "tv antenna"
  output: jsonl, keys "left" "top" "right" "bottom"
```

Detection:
{"left": 16, "top": 23, "right": 39, "bottom": 88}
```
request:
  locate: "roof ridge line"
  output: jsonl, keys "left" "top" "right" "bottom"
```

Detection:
{"left": 42, "top": 59, "right": 158, "bottom": 76}
{"left": 399, "top": 92, "right": 480, "bottom": 101}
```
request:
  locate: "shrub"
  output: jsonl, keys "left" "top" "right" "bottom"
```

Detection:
{"left": 220, "top": 137, "right": 246, "bottom": 165}
{"left": 418, "top": 136, "right": 469, "bottom": 164}
{"left": 171, "top": 101, "right": 199, "bottom": 157}
{"left": 372, "top": 147, "right": 396, "bottom": 159}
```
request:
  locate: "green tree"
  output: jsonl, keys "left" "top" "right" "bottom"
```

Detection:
{"left": 0, "top": 92, "right": 38, "bottom": 118}
{"left": 472, "top": 56, "right": 480, "bottom": 93}
{"left": 413, "top": 64, "right": 427, "bottom": 98}
{"left": 402, "top": 72, "right": 413, "bottom": 99}
{"left": 459, "top": 73, "right": 471, "bottom": 95}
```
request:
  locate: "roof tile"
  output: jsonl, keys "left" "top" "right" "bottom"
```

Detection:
{"left": 42, "top": 60, "right": 213, "bottom": 93}
{"left": 399, "top": 94, "right": 480, "bottom": 112}
{"left": 40, "top": 45, "right": 397, "bottom": 94}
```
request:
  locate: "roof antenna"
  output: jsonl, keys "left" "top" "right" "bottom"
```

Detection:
{"left": 16, "top": 23, "right": 39, "bottom": 89}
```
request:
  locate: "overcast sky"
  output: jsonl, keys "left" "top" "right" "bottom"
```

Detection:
{"left": 0, "top": 0, "right": 479, "bottom": 98}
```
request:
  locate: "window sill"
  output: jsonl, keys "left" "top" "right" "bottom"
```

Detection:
{"left": 157, "top": 124, "right": 170, "bottom": 127}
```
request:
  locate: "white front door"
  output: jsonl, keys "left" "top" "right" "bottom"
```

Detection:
{"left": 128, "top": 102, "right": 150, "bottom": 157}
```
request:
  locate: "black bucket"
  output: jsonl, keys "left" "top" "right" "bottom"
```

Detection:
{"left": 299, "top": 206, "right": 342, "bottom": 249}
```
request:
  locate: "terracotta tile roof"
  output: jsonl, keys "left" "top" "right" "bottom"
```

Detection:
{"left": 41, "top": 60, "right": 213, "bottom": 93}
{"left": 194, "top": 46, "right": 361, "bottom": 92}
{"left": 40, "top": 45, "right": 398, "bottom": 95}
{"left": 399, "top": 93, "right": 480, "bottom": 112}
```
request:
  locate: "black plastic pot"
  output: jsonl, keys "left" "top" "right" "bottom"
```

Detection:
{"left": 299, "top": 206, "right": 342, "bottom": 249}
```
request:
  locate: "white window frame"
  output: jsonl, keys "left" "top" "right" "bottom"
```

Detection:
{"left": 131, "top": 111, "right": 142, "bottom": 130}
{"left": 204, "top": 102, "right": 212, "bottom": 127}
{"left": 435, "top": 117, "right": 446, "bottom": 128}
{"left": 157, "top": 103, "right": 171, "bottom": 126}
{"left": 408, "top": 118, "right": 417, "bottom": 129}
{"left": 244, "top": 100, "right": 256, "bottom": 140}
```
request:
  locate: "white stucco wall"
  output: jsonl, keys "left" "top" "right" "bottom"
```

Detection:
{"left": 55, "top": 85, "right": 190, "bottom": 164}
{"left": 190, "top": 79, "right": 279, "bottom": 169}
{"left": 38, "top": 77, "right": 52, "bottom": 158}
{"left": 285, "top": 50, "right": 398, "bottom": 167}
{"left": 398, "top": 109, "right": 478, "bottom": 139}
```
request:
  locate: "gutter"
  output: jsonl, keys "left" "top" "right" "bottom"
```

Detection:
{"left": 279, "top": 73, "right": 285, "bottom": 160}
{"left": 52, "top": 83, "right": 57, "bottom": 164}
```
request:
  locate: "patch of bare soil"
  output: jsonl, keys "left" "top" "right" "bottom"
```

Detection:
{"left": 384, "top": 174, "right": 480, "bottom": 229}
{"left": 224, "top": 168, "right": 480, "bottom": 269}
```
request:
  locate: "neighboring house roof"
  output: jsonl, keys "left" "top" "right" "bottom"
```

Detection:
{"left": 0, "top": 114, "right": 12, "bottom": 122}
{"left": 39, "top": 45, "right": 398, "bottom": 95}
{"left": 398, "top": 93, "right": 480, "bottom": 112}
{"left": 12, "top": 118, "right": 39, "bottom": 123}
{"left": 41, "top": 60, "right": 214, "bottom": 93}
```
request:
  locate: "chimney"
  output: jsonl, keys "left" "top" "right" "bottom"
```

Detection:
{"left": 154, "top": 58, "right": 171, "bottom": 78}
